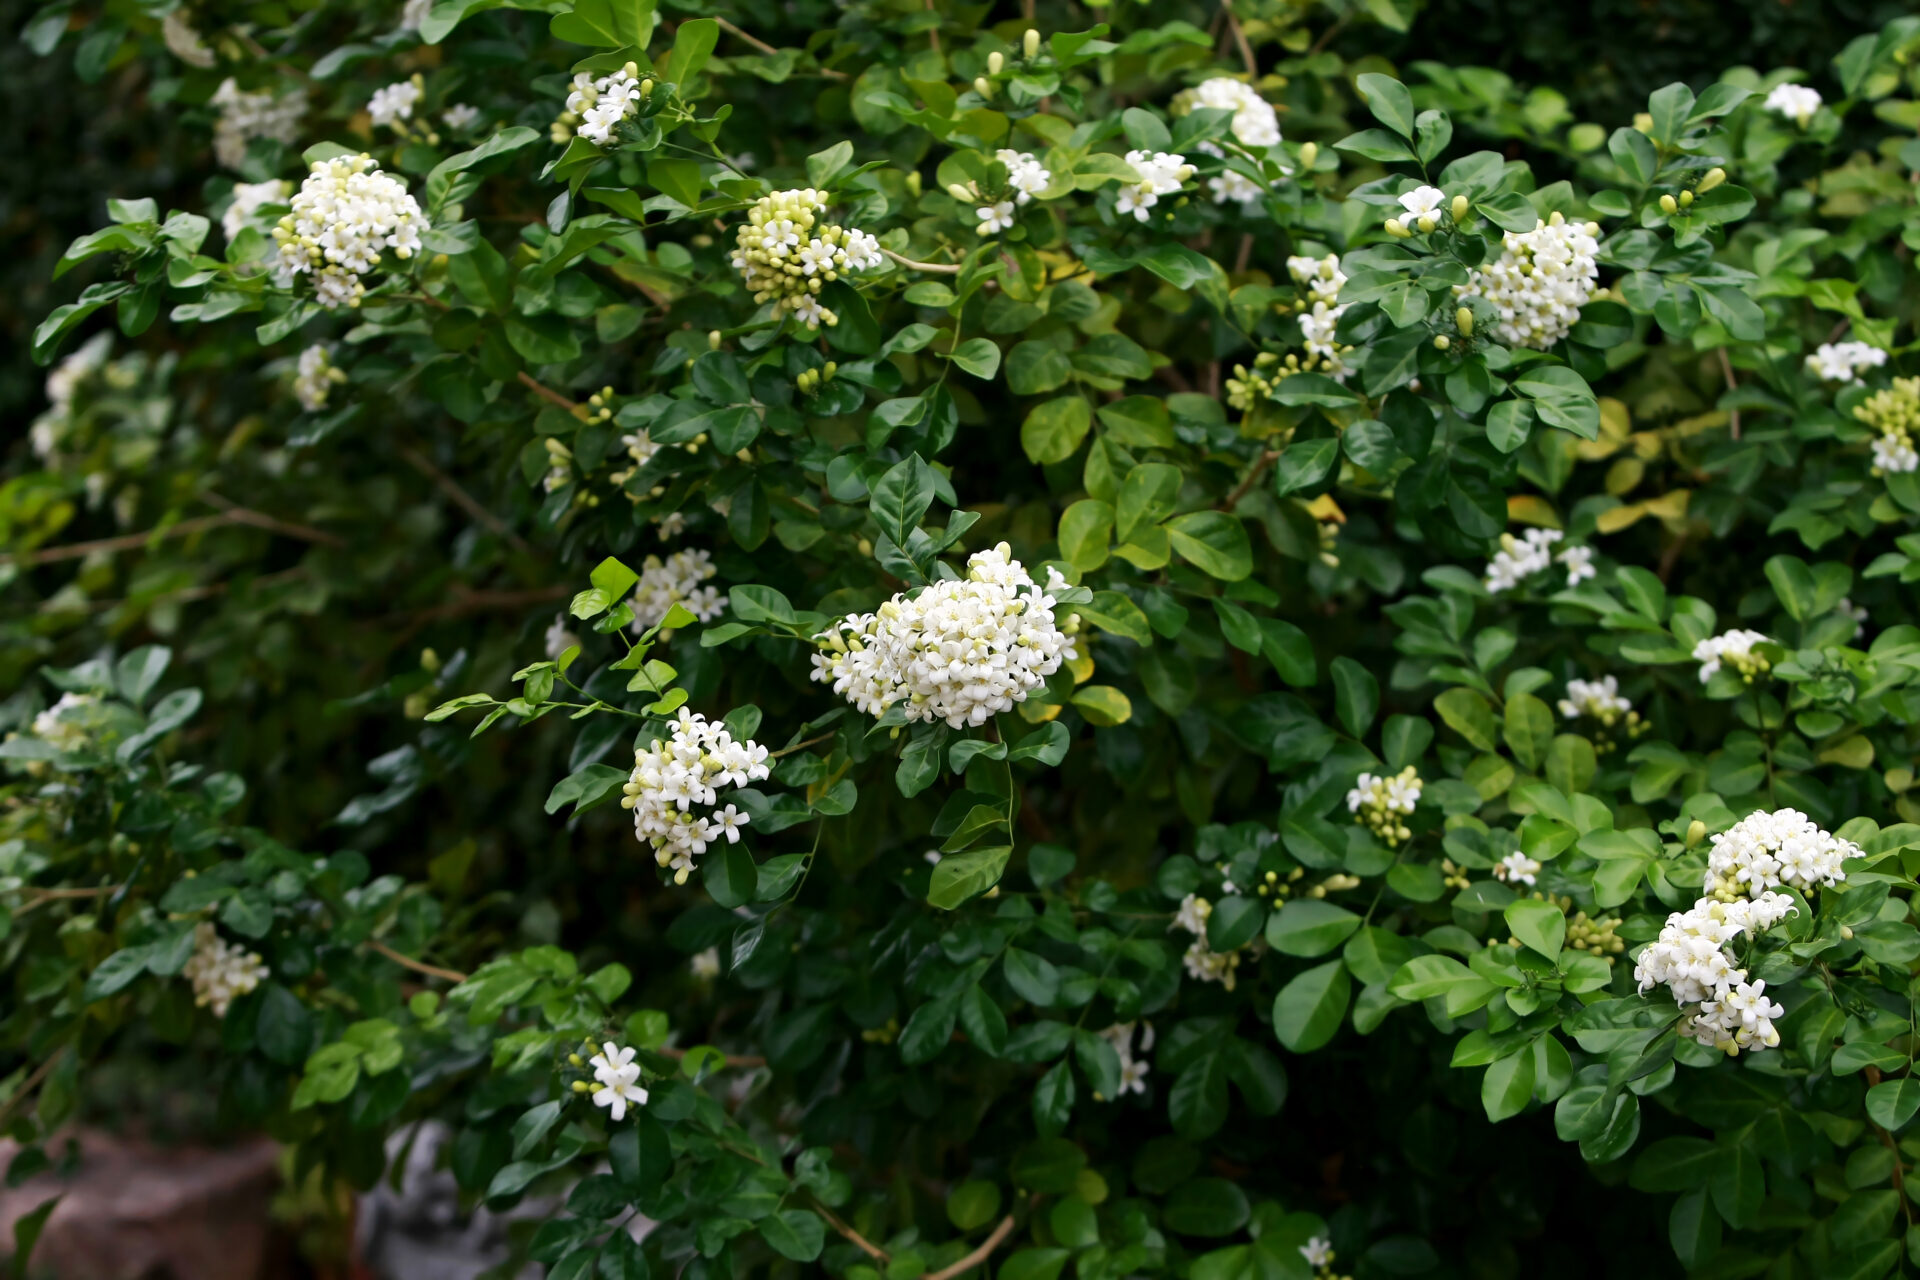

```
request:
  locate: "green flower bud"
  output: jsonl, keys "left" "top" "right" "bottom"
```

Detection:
{"left": 1024, "top": 28, "right": 1040, "bottom": 58}
{"left": 1686, "top": 819, "right": 1706, "bottom": 847}
{"left": 1678, "top": 189, "right": 1694, "bottom": 207}
{"left": 1698, "top": 166, "right": 1726, "bottom": 194}
{"left": 1456, "top": 307, "right": 1473, "bottom": 336}
{"left": 973, "top": 76, "right": 993, "bottom": 98}
{"left": 1450, "top": 193, "right": 1468, "bottom": 220}
{"left": 708, "top": 329, "right": 722, "bottom": 350}
{"left": 947, "top": 182, "right": 973, "bottom": 202}
{"left": 1659, "top": 193, "right": 1678, "bottom": 215}
{"left": 987, "top": 51, "right": 1003, "bottom": 75}
{"left": 1298, "top": 141, "right": 1317, "bottom": 169}
{"left": 1433, "top": 335, "right": 1450, "bottom": 350}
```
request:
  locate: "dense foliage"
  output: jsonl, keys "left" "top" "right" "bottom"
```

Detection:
{"left": 7, "top": 0, "right": 1920, "bottom": 1278}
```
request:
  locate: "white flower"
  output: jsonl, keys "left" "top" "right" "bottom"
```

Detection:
{"left": 181, "top": 922, "right": 269, "bottom": 1017}
{"left": 1557, "top": 543, "right": 1595, "bottom": 585}
{"left": 222, "top": 178, "right": 289, "bottom": 242}
{"left": 996, "top": 149, "right": 1052, "bottom": 204}
{"left": 544, "top": 615, "right": 580, "bottom": 659}
{"left": 1558, "top": 675, "right": 1631, "bottom": 722}
{"left": 162, "top": 12, "right": 216, "bottom": 68}
{"left": 270, "top": 154, "right": 429, "bottom": 310}
{"left": 1494, "top": 852, "right": 1541, "bottom": 887}
{"left": 622, "top": 709, "right": 770, "bottom": 884}
{"left": 810, "top": 543, "right": 1078, "bottom": 728}
{"left": 1346, "top": 767, "right": 1422, "bottom": 846}
{"left": 1764, "top": 82, "right": 1822, "bottom": 128}
{"left": 1454, "top": 213, "right": 1602, "bottom": 350}
{"left": 1116, "top": 150, "right": 1191, "bottom": 222}
{"left": 976, "top": 201, "right": 1016, "bottom": 235}
{"left": 1838, "top": 597, "right": 1867, "bottom": 641}
{"left": 1208, "top": 166, "right": 1265, "bottom": 206}
{"left": 1396, "top": 185, "right": 1446, "bottom": 219}
{"left": 367, "top": 80, "right": 421, "bottom": 127}
{"left": 627, "top": 548, "right": 728, "bottom": 629}
{"left": 32, "top": 692, "right": 101, "bottom": 753}
{"left": 1097, "top": 1022, "right": 1153, "bottom": 1098}
{"left": 1806, "top": 340, "right": 1886, "bottom": 383}
{"left": 1172, "top": 893, "right": 1211, "bottom": 936}
{"left": 690, "top": 947, "right": 721, "bottom": 980}
{"left": 400, "top": 0, "right": 432, "bottom": 29}
{"left": 656, "top": 511, "right": 687, "bottom": 539}
{"left": 1181, "top": 78, "right": 1281, "bottom": 148}
{"left": 211, "top": 78, "right": 306, "bottom": 171}
{"left": 1301, "top": 1237, "right": 1335, "bottom": 1269}
{"left": 1483, "top": 527, "right": 1563, "bottom": 593}
{"left": 588, "top": 1041, "right": 649, "bottom": 1120}
{"left": 1286, "top": 253, "right": 1346, "bottom": 305}
{"left": 1692, "top": 629, "right": 1771, "bottom": 684}
{"left": 291, "top": 343, "right": 347, "bottom": 411}
{"left": 572, "top": 68, "right": 644, "bottom": 145}
{"left": 441, "top": 104, "right": 481, "bottom": 131}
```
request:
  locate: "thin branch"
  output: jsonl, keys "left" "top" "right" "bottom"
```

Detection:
{"left": 771, "top": 731, "right": 836, "bottom": 759}
{"left": 200, "top": 492, "right": 348, "bottom": 547}
{"left": 0, "top": 1049, "right": 66, "bottom": 1131}
{"left": 1220, "top": 0, "right": 1257, "bottom": 78}
{"left": 83, "top": 567, "right": 310, "bottom": 612}
{"left": 10, "top": 886, "right": 117, "bottom": 918}
{"left": 1234, "top": 232, "right": 1255, "bottom": 275}
{"left": 366, "top": 940, "right": 469, "bottom": 984}
{"left": 1219, "top": 449, "right": 1282, "bottom": 511}
{"left": 925, "top": 1215, "right": 1017, "bottom": 1280}
{"left": 399, "top": 445, "right": 532, "bottom": 554}
{"left": 3, "top": 504, "right": 341, "bottom": 567}
{"left": 1308, "top": 15, "right": 1348, "bottom": 56}
{"left": 922, "top": 0, "right": 941, "bottom": 54}
{"left": 656, "top": 1046, "right": 769, "bottom": 1069}
{"left": 811, "top": 1198, "right": 890, "bottom": 1264}
{"left": 713, "top": 17, "right": 848, "bottom": 78}
{"left": 1716, "top": 347, "right": 1741, "bottom": 441}
{"left": 883, "top": 247, "right": 963, "bottom": 275}
{"left": 518, "top": 371, "right": 588, "bottom": 417}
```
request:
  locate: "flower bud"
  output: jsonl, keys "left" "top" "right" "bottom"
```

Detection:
{"left": 947, "top": 182, "right": 973, "bottom": 202}
{"left": 1417, "top": 213, "right": 1436, "bottom": 233}
{"left": 1298, "top": 141, "right": 1317, "bottom": 169}
{"left": 708, "top": 329, "right": 722, "bottom": 350}
{"left": 1686, "top": 819, "right": 1706, "bottom": 848}
{"left": 1024, "top": 28, "right": 1040, "bottom": 58}
{"left": 622, "top": 60, "right": 638, "bottom": 78}
{"left": 1456, "top": 307, "right": 1473, "bottom": 336}
{"left": 1842, "top": 925, "right": 1856, "bottom": 940}
{"left": 1633, "top": 112, "right": 1653, "bottom": 133}
{"left": 1698, "top": 166, "right": 1726, "bottom": 194}
{"left": 973, "top": 76, "right": 993, "bottom": 98}
{"left": 1678, "top": 189, "right": 1693, "bottom": 207}
{"left": 1658, "top": 193, "right": 1678, "bottom": 215}
{"left": 1450, "top": 194, "right": 1469, "bottom": 221}
{"left": 1385, "top": 218, "right": 1410, "bottom": 237}
{"left": 640, "top": 78, "right": 653, "bottom": 96}
{"left": 572, "top": 1080, "right": 590, "bottom": 1093}
{"left": 906, "top": 171, "right": 922, "bottom": 197}
{"left": 823, "top": 361, "right": 837, "bottom": 379}
{"left": 421, "top": 647, "right": 442, "bottom": 673}
{"left": 569, "top": 1053, "right": 583, "bottom": 1066}
{"left": 988, "top": 51, "right": 1003, "bottom": 75}
{"left": 1433, "top": 334, "right": 1450, "bottom": 350}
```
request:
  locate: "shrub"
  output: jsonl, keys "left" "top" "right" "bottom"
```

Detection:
{"left": 8, "top": 2, "right": 1920, "bottom": 1278}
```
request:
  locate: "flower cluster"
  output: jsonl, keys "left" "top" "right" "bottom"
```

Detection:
{"left": 222, "top": 178, "right": 288, "bottom": 241}
{"left": 211, "top": 78, "right": 307, "bottom": 171}
{"left": 182, "top": 922, "right": 269, "bottom": 1017}
{"left": 1493, "top": 852, "right": 1541, "bottom": 887}
{"left": 1096, "top": 1022, "right": 1153, "bottom": 1099}
{"left": 1300, "top": 1236, "right": 1352, "bottom": 1280}
{"left": 162, "top": 12, "right": 216, "bottom": 67}
{"left": 1805, "top": 340, "right": 1887, "bottom": 383}
{"left": 560, "top": 65, "right": 648, "bottom": 147}
{"left": 1346, "top": 766, "right": 1422, "bottom": 846}
{"left": 1115, "top": 150, "right": 1193, "bottom": 222}
{"left": 31, "top": 692, "right": 100, "bottom": 753}
{"left": 810, "top": 544, "right": 1077, "bottom": 728}
{"left": 996, "top": 148, "right": 1052, "bottom": 204}
{"left": 621, "top": 709, "right": 770, "bottom": 884}
{"left": 630, "top": 549, "right": 729, "bottom": 629}
{"left": 1857, "top": 376, "right": 1920, "bottom": 475}
{"left": 1764, "top": 82, "right": 1822, "bottom": 127}
{"left": 728, "top": 188, "right": 884, "bottom": 329}
{"left": 367, "top": 79, "right": 421, "bottom": 127}
{"left": 1483, "top": 528, "right": 1591, "bottom": 592}
{"left": 1174, "top": 77, "right": 1282, "bottom": 147}
{"left": 442, "top": 103, "right": 480, "bottom": 132}
{"left": 1566, "top": 907, "right": 1625, "bottom": 959}
{"left": 1455, "top": 213, "right": 1602, "bottom": 350}
{"left": 1704, "top": 807, "right": 1863, "bottom": 902}
{"left": 271, "top": 154, "right": 428, "bottom": 309}
{"left": 1691, "top": 629, "right": 1771, "bottom": 684}
{"left": 1557, "top": 675, "right": 1630, "bottom": 724}
{"left": 1285, "top": 253, "right": 1359, "bottom": 383}
{"left": 1170, "top": 895, "right": 1241, "bottom": 990}
{"left": 292, "top": 343, "right": 347, "bottom": 412}
{"left": 586, "top": 1043, "right": 649, "bottom": 1120}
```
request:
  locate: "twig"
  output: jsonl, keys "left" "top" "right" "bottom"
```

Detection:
{"left": 399, "top": 445, "right": 532, "bottom": 554}
{"left": 922, "top": 0, "right": 940, "bottom": 54}
{"left": 812, "top": 1199, "right": 890, "bottom": 1264}
{"left": 1234, "top": 233, "right": 1254, "bottom": 275}
{"left": 518, "top": 371, "right": 587, "bottom": 418}
{"left": 1308, "top": 15, "right": 1348, "bottom": 56}
{"left": 1716, "top": 347, "right": 1741, "bottom": 441}
{"left": 0, "top": 1049, "right": 66, "bottom": 1131}
{"left": 771, "top": 731, "right": 836, "bottom": 759}
{"left": 366, "top": 940, "right": 469, "bottom": 984}
{"left": 2, "top": 504, "right": 341, "bottom": 567}
{"left": 882, "top": 247, "right": 963, "bottom": 275}
{"left": 925, "top": 1215, "right": 1017, "bottom": 1280}
{"left": 1220, "top": 0, "right": 1256, "bottom": 78}
{"left": 10, "top": 886, "right": 117, "bottom": 918}
{"left": 200, "top": 492, "right": 348, "bottom": 547}
{"left": 713, "top": 18, "right": 848, "bottom": 78}
{"left": 1219, "top": 449, "right": 1282, "bottom": 510}
{"left": 83, "top": 567, "right": 310, "bottom": 612}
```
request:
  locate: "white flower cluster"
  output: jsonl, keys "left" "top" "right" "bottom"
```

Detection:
{"left": 1204, "top": 156, "right": 1265, "bottom": 207}
{"left": 587, "top": 1042, "right": 649, "bottom": 1120}
{"left": 271, "top": 154, "right": 428, "bottom": 309}
{"left": 292, "top": 343, "right": 347, "bottom": 412}
{"left": 1483, "top": 528, "right": 1592, "bottom": 592}
{"left": 1558, "top": 675, "right": 1631, "bottom": 723}
{"left": 1171, "top": 894, "right": 1241, "bottom": 990}
{"left": 629, "top": 548, "right": 728, "bottom": 629}
{"left": 368, "top": 79, "right": 421, "bottom": 127}
{"left": 1635, "top": 809, "right": 1858, "bottom": 1055}
{"left": 1493, "top": 852, "right": 1541, "bottom": 887}
{"left": 1286, "top": 253, "right": 1357, "bottom": 382}
{"left": 564, "top": 67, "right": 646, "bottom": 146}
{"left": 1692, "top": 629, "right": 1771, "bottom": 684}
{"left": 1346, "top": 766, "right": 1422, "bottom": 846}
{"left": 1178, "top": 77, "right": 1282, "bottom": 147}
{"left": 809, "top": 543, "right": 1078, "bottom": 728}
{"left": 1301, "top": 1237, "right": 1345, "bottom": 1278}
{"left": 442, "top": 103, "right": 480, "bottom": 131}
{"left": 182, "top": 922, "right": 269, "bottom": 1017}
{"left": 163, "top": 13, "right": 216, "bottom": 68}
{"left": 1116, "top": 150, "right": 1193, "bottom": 222}
{"left": 222, "top": 178, "right": 289, "bottom": 242}
{"left": 1455, "top": 213, "right": 1602, "bottom": 350}
{"left": 622, "top": 709, "right": 769, "bottom": 884}
{"left": 728, "top": 188, "right": 884, "bottom": 329}
{"left": 1096, "top": 1022, "right": 1153, "bottom": 1098}
{"left": 32, "top": 692, "right": 101, "bottom": 753}
{"left": 1764, "top": 82, "right": 1822, "bottom": 127}
{"left": 1805, "top": 340, "right": 1887, "bottom": 383}
{"left": 211, "top": 78, "right": 306, "bottom": 171}
{"left": 996, "top": 148, "right": 1052, "bottom": 203}
{"left": 1859, "top": 377, "right": 1920, "bottom": 476}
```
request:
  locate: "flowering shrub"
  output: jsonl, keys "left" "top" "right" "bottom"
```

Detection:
{"left": 9, "top": 3, "right": 1920, "bottom": 1278}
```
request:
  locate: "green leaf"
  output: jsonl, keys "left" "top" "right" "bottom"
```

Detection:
{"left": 545, "top": 764, "right": 629, "bottom": 816}
{"left": 1274, "top": 437, "right": 1339, "bottom": 495}
{"left": 1165, "top": 512, "right": 1252, "bottom": 581}
{"left": 1867, "top": 1079, "right": 1920, "bottom": 1131}
{"left": 551, "top": 0, "right": 658, "bottom": 47}
{"left": 704, "top": 843, "right": 758, "bottom": 908}
{"left": 760, "top": 1209, "right": 826, "bottom": 1261}
{"left": 929, "top": 845, "right": 1012, "bottom": 908}
{"left": 113, "top": 645, "right": 171, "bottom": 708}
{"left": 661, "top": 16, "right": 720, "bottom": 87}
{"left": 1266, "top": 899, "right": 1361, "bottom": 957}
{"left": 1389, "top": 955, "right": 1496, "bottom": 1016}
{"left": 869, "top": 453, "right": 938, "bottom": 549}
{"left": 1514, "top": 366, "right": 1599, "bottom": 440}
{"left": 1271, "top": 960, "right": 1350, "bottom": 1052}
{"left": 1355, "top": 72, "right": 1417, "bottom": 138}
{"left": 1021, "top": 396, "right": 1093, "bottom": 464}
{"left": 1331, "top": 656, "right": 1379, "bottom": 737}
{"left": 947, "top": 337, "right": 1002, "bottom": 379}
{"left": 1503, "top": 693, "right": 1553, "bottom": 772}
{"left": 1434, "top": 688, "right": 1499, "bottom": 752}
{"left": 1504, "top": 897, "right": 1565, "bottom": 959}
{"left": 1481, "top": 1048, "right": 1536, "bottom": 1122}
{"left": 1163, "top": 1179, "right": 1250, "bottom": 1237}
{"left": 1058, "top": 500, "right": 1114, "bottom": 572}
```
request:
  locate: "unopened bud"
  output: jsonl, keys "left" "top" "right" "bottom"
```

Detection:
{"left": 823, "top": 361, "right": 837, "bottom": 379}
{"left": 987, "top": 51, "right": 1003, "bottom": 75}
{"left": 1678, "top": 189, "right": 1693, "bottom": 208}
{"left": 572, "top": 1080, "right": 590, "bottom": 1093}
{"left": 1634, "top": 112, "right": 1653, "bottom": 133}
{"left": 1433, "top": 335, "right": 1450, "bottom": 351}
{"left": 622, "top": 61, "right": 639, "bottom": 78}
{"left": 420, "top": 647, "right": 441, "bottom": 673}
{"left": 1658, "top": 193, "right": 1678, "bottom": 215}
{"left": 1417, "top": 214, "right": 1436, "bottom": 233}
{"left": 708, "top": 329, "right": 722, "bottom": 350}
{"left": 1450, "top": 194, "right": 1468, "bottom": 220}
{"left": 1842, "top": 925, "right": 1856, "bottom": 940}
{"left": 1385, "top": 218, "right": 1410, "bottom": 237}
{"left": 1456, "top": 307, "right": 1473, "bottom": 336}
{"left": 1697, "top": 167, "right": 1726, "bottom": 195}
{"left": 974, "top": 76, "right": 993, "bottom": 98}
{"left": 1024, "top": 28, "right": 1040, "bottom": 58}
{"left": 1298, "top": 141, "right": 1317, "bottom": 169}
{"left": 640, "top": 78, "right": 653, "bottom": 96}
{"left": 569, "top": 1053, "right": 583, "bottom": 1066}
{"left": 1686, "top": 819, "right": 1706, "bottom": 848}
{"left": 947, "top": 182, "right": 973, "bottom": 202}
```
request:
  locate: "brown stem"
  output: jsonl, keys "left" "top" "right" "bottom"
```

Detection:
{"left": 399, "top": 445, "right": 532, "bottom": 554}
{"left": 0, "top": 1049, "right": 66, "bottom": 1131}
{"left": 923, "top": 0, "right": 941, "bottom": 54}
{"left": 518, "top": 371, "right": 587, "bottom": 418}
{"left": 1220, "top": 449, "right": 1282, "bottom": 511}
{"left": 812, "top": 1198, "right": 890, "bottom": 1264}
{"left": 771, "top": 731, "right": 837, "bottom": 759}
{"left": 199, "top": 492, "right": 348, "bottom": 546}
{"left": 713, "top": 17, "right": 849, "bottom": 78}
{"left": 1716, "top": 347, "right": 1741, "bottom": 441}
{"left": 1220, "top": 0, "right": 1257, "bottom": 77}
{"left": 366, "top": 940, "right": 469, "bottom": 984}
{"left": 3, "top": 504, "right": 340, "bottom": 567}
{"left": 925, "top": 1214, "right": 1017, "bottom": 1280}
{"left": 1233, "top": 233, "right": 1254, "bottom": 275}
{"left": 11, "top": 886, "right": 116, "bottom": 917}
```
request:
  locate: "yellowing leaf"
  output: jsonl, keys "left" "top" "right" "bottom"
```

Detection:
{"left": 1071, "top": 685, "right": 1132, "bottom": 726}
{"left": 1506, "top": 495, "right": 1562, "bottom": 529}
